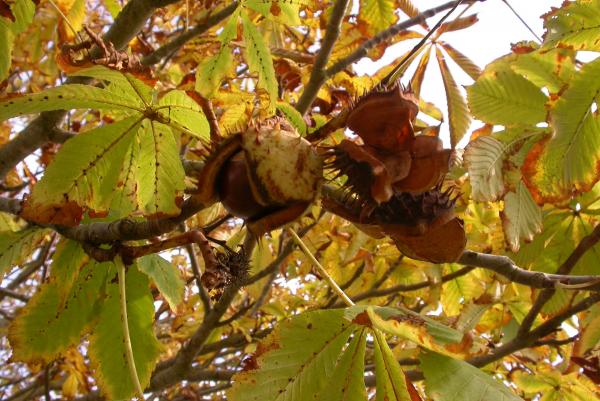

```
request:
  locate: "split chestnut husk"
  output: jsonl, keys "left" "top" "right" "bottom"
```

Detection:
{"left": 196, "top": 118, "right": 322, "bottom": 236}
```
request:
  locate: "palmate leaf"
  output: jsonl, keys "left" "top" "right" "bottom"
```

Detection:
{"left": 421, "top": 351, "right": 524, "bottom": 401}
{"left": 464, "top": 136, "right": 505, "bottom": 201}
{"left": 410, "top": 44, "right": 431, "bottom": 98}
{"left": 241, "top": 10, "right": 278, "bottom": 113}
{"left": 195, "top": 11, "right": 238, "bottom": 98}
{"left": 89, "top": 261, "right": 162, "bottom": 400}
{"left": 359, "top": 0, "right": 396, "bottom": 35}
{"left": 227, "top": 309, "right": 358, "bottom": 401}
{"left": 543, "top": 0, "right": 600, "bottom": 51}
{"left": 245, "top": 0, "right": 307, "bottom": 26}
{"left": 436, "top": 14, "right": 478, "bottom": 36}
{"left": 436, "top": 47, "right": 471, "bottom": 147}
{"left": 20, "top": 117, "right": 141, "bottom": 226}
{"left": 501, "top": 181, "right": 542, "bottom": 253}
{"left": 0, "top": 0, "right": 35, "bottom": 80}
{"left": 138, "top": 254, "right": 184, "bottom": 311}
{"left": 0, "top": 227, "right": 49, "bottom": 277}
{"left": 467, "top": 68, "right": 547, "bottom": 126}
{"left": 523, "top": 58, "right": 600, "bottom": 204}
{"left": 8, "top": 241, "right": 105, "bottom": 363}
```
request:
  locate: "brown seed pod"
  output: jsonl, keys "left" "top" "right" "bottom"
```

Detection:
{"left": 347, "top": 83, "right": 419, "bottom": 151}
{"left": 196, "top": 117, "right": 322, "bottom": 235}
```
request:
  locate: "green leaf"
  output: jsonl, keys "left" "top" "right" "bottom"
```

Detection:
{"left": 0, "top": 212, "right": 24, "bottom": 232}
{"left": 442, "top": 264, "right": 484, "bottom": 316}
{"left": 157, "top": 90, "right": 210, "bottom": 140}
{"left": 8, "top": 241, "right": 106, "bottom": 363}
{"left": 0, "top": 228, "right": 49, "bottom": 278}
{"left": 373, "top": 329, "right": 412, "bottom": 401}
{"left": 523, "top": 58, "right": 600, "bottom": 204}
{"left": 510, "top": 48, "right": 575, "bottom": 93}
{"left": 436, "top": 47, "right": 471, "bottom": 147}
{"left": 0, "top": 84, "right": 144, "bottom": 122}
{"left": 241, "top": 11, "right": 278, "bottom": 113}
{"left": 103, "top": 0, "right": 121, "bottom": 17}
{"left": 21, "top": 117, "right": 141, "bottom": 226}
{"left": 467, "top": 69, "right": 547, "bottom": 126}
{"left": 550, "top": 57, "right": 600, "bottom": 190}
{"left": 277, "top": 101, "right": 307, "bottom": 135}
{"left": 360, "top": 0, "right": 396, "bottom": 35}
{"left": 501, "top": 181, "right": 542, "bottom": 252}
{"left": 70, "top": 65, "right": 154, "bottom": 105}
{"left": 0, "top": 0, "right": 35, "bottom": 80}
{"left": 420, "top": 351, "right": 524, "bottom": 401}
{"left": 89, "top": 262, "right": 162, "bottom": 400}
{"left": 135, "top": 120, "right": 185, "bottom": 217}
{"left": 227, "top": 309, "right": 356, "bottom": 401}
{"left": 543, "top": 0, "right": 600, "bottom": 51}
{"left": 195, "top": 12, "right": 238, "bottom": 98}
{"left": 365, "top": 306, "right": 466, "bottom": 358}
{"left": 138, "top": 254, "right": 184, "bottom": 311}
{"left": 314, "top": 329, "right": 368, "bottom": 401}
{"left": 464, "top": 136, "right": 506, "bottom": 201}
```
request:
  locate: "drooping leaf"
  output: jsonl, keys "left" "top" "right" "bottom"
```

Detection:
{"left": 138, "top": 254, "right": 184, "bottom": 311}
{"left": 420, "top": 351, "right": 524, "bottom": 401}
{"left": 0, "top": 0, "right": 34, "bottom": 80}
{"left": 157, "top": 90, "right": 210, "bottom": 140}
{"left": 0, "top": 84, "right": 144, "bottom": 122}
{"left": 0, "top": 228, "right": 48, "bottom": 277}
{"left": 410, "top": 45, "right": 431, "bottom": 98}
{"left": 360, "top": 0, "right": 396, "bottom": 35}
{"left": 20, "top": 117, "right": 141, "bottom": 226}
{"left": 436, "top": 47, "right": 471, "bottom": 147}
{"left": 195, "top": 12, "right": 238, "bottom": 98}
{"left": 9, "top": 254, "right": 107, "bottom": 364}
{"left": 89, "top": 262, "right": 162, "bottom": 400}
{"left": 364, "top": 306, "right": 466, "bottom": 358}
{"left": 241, "top": 11, "right": 278, "bottom": 113}
{"left": 501, "top": 181, "right": 542, "bottom": 252}
{"left": 134, "top": 120, "right": 185, "bottom": 217}
{"left": 543, "top": 0, "right": 600, "bottom": 51}
{"left": 227, "top": 309, "right": 356, "bottom": 401}
{"left": 464, "top": 136, "right": 506, "bottom": 201}
{"left": 467, "top": 69, "right": 547, "bottom": 126}
{"left": 372, "top": 329, "right": 413, "bottom": 401}
{"left": 522, "top": 58, "right": 600, "bottom": 204}
{"left": 439, "top": 42, "right": 481, "bottom": 81}
{"left": 277, "top": 101, "right": 307, "bottom": 135}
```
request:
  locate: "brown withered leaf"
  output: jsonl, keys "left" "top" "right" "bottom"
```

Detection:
{"left": 20, "top": 198, "right": 84, "bottom": 227}
{"left": 384, "top": 217, "right": 466, "bottom": 263}
{"left": 347, "top": 84, "right": 418, "bottom": 151}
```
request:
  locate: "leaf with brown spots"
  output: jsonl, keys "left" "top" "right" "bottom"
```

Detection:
{"left": 228, "top": 309, "right": 360, "bottom": 401}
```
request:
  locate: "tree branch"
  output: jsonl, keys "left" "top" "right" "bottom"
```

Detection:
{"left": 141, "top": 2, "right": 239, "bottom": 66}
{"left": 295, "top": 0, "right": 351, "bottom": 114}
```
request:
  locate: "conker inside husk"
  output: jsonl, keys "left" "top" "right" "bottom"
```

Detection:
{"left": 198, "top": 118, "right": 322, "bottom": 234}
